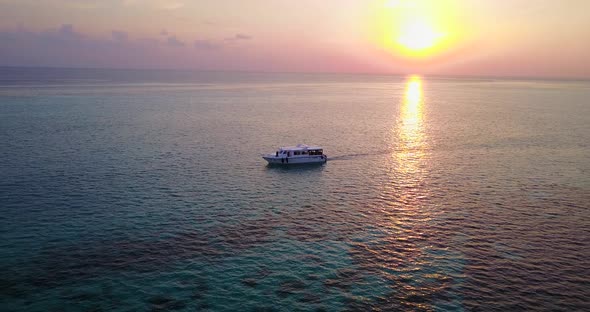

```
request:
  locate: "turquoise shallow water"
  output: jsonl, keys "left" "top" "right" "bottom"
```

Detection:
{"left": 1, "top": 68, "right": 589, "bottom": 311}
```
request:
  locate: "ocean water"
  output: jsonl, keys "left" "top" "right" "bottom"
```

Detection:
{"left": 1, "top": 67, "right": 589, "bottom": 311}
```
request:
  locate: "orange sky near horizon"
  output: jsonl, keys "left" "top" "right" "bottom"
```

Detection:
{"left": 0, "top": 0, "right": 589, "bottom": 78}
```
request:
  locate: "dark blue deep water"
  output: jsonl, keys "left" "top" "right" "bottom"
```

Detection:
{"left": 1, "top": 67, "right": 589, "bottom": 311}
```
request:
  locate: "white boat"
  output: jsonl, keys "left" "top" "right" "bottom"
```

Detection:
{"left": 263, "top": 144, "right": 327, "bottom": 165}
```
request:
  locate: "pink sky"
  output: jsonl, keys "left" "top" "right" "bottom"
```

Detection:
{"left": 0, "top": 0, "right": 589, "bottom": 78}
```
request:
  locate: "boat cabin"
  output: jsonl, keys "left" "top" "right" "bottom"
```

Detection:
{"left": 276, "top": 145, "right": 323, "bottom": 157}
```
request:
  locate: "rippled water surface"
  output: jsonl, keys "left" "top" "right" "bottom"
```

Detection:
{"left": 1, "top": 68, "right": 589, "bottom": 311}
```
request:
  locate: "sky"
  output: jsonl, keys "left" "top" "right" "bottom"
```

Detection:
{"left": 0, "top": 0, "right": 589, "bottom": 78}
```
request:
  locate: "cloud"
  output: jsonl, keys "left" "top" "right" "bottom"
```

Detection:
{"left": 0, "top": 24, "right": 194, "bottom": 68}
{"left": 56, "top": 24, "right": 83, "bottom": 40}
{"left": 111, "top": 30, "right": 128, "bottom": 42}
{"left": 194, "top": 33, "right": 252, "bottom": 50}
{"left": 0, "top": 24, "right": 375, "bottom": 74}
{"left": 224, "top": 33, "right": 252, "bottom": 42}
{"left": 0, "top": 24, "right": 389, "bottom": 73}
{"left": 59, "top": 24, "right": 74, "bottom": 34}
{"left": 235, "top": 33, "right": 252, "bottom": 40}
{"left": 193, "top": 33, "right": 252, "bottom": 51}
{"left": 159, "top": 0, "right": 184, "bottom": 10}
{"left": 122, "top": 0, "right": 184, "bottom": 10}
{"left": 194, "top": 39, "right": 220, "bottom": 50}
{"left": 166, "top": 35, "right": 184, "bottom": 47}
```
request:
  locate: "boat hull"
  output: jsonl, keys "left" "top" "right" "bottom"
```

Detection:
{"left": 263, "top": 155, "right": 327, "bottom": 165}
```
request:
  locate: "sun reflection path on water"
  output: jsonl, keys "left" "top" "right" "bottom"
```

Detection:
{"left": 397, "top": 75, "right": 427, "bottom": 177}
{"left": 348, "top": 75, "right": 459, "bottom": 310}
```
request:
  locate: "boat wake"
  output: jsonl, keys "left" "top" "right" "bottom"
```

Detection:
{"left": 328, "top": 150, "right": 391, "bottom": 161}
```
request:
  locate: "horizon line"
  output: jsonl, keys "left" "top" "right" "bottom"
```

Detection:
{"left": 1, "top": 64, "right": 589, "bottom": 82}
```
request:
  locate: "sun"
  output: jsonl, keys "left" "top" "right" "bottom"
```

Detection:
{"left": 369, "top": 0, "right": 459, "bottom": 59}
{"left": 396, "top": 20, "right": 442, "bottom": 52}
